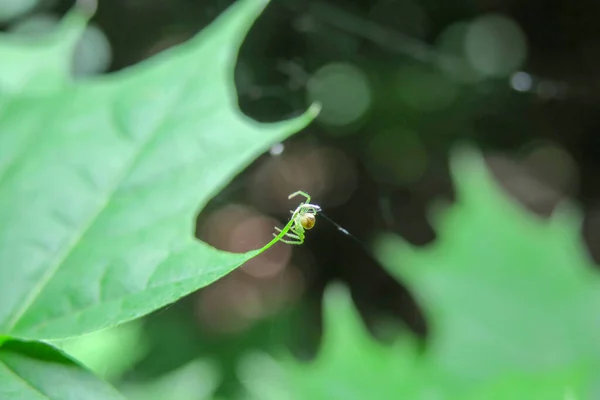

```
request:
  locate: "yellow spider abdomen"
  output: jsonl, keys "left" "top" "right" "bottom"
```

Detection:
{"left": 300, "top": 213, "right": 316, "bottom": 229}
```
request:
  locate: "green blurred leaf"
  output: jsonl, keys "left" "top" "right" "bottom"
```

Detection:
{"left": 240, "top": 146, "right": 600, "bottom": 399}
{"left": 376, "top": 147, "right": 600, "bottom": 391}
{"left": 51, "top": 321, "right": 149, "bottom": 382}
{"left": 239, "top": 283, "right": 422, "bottom": 400}
{"left": 0, "top": 6, "right": 89, "bottom": 94}
{"left": 0, "top": 338, "right": 123, "bottom": 399}
{"left": 0, "top": 0, "right": 317, "bottom": 341}
{"left": 463, "top": 370, "right": 586, "bottom": 400}
{"left": 120, "top": 359, "right": 220, "bottom": 400}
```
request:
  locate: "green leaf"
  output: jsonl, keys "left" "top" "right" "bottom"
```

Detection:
{"left": 0, "top": 0, "right": 318, "bottom": 341}
{"left": 0, "top": 5, "right": 92, "bottom": 94}
{"left": 375, "top": 147, "right": 600, "bottom": 390}
{"left": 51, "top": 321, "right": 149, "bottom": 382}
{"left": 239, "top": 283, "right": 422, "bottom": 400}
{"left": 0, "top": 338, "right": 124, "bottom": 399}
{"left": 120, "top": 359, "right": 220, "bottom": 400}
{"left": 463, "top": 370, "right": 587, "bottom": 400}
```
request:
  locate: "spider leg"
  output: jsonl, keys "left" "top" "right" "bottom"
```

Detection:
{"left": 273, "top": 231, "right": 302, "bottom": 245}
{"left": 291, "top": 226, "right": 305, "bottom": 242}
{"left": 285, "top": 229, "right": 302, "bottom": 239}
{"left": 273, "top": 232, "right": 301, "bottom": 240}
{"left": 273, "top": 226, "right": 301, "bottom": 239}
{"left": 288, "top": 191, "right": 311, "bottom": 204}
{"left": 279, "top": 238, "right": 304, "bottom": 245}
{"left": 291, "top": 219, "right": 306, "bottom": 234}
{"left": 297, "top": 204, "right": 321, "bottom": 215}
{"left": 304, "top": 206, "right": 319, "bottom": 214}
{"left": 272, "top": 230, "right": 303, "bottom": 244}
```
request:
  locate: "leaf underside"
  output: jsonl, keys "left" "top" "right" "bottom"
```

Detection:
{"left": 0, "top": 339, "right": 124, "bottom": 400}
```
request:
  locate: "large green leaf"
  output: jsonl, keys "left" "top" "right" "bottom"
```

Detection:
{"left": 239, "top": 146, "right": 600, "bottom": 399}
{"left": 0, "top": 337, "right": 124, "bottom": 399}
{"left": 376, "top": 147, "right": 600, "bottom": 390}
{"left": 0, "top": 0, "right": 317, "bottom": 340}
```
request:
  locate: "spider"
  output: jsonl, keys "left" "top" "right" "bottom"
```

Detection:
{"left": 272, "top": 191, "right": 321, "bottom": 245}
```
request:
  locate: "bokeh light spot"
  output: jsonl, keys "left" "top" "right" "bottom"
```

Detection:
{"left": 307, "top": 62, "right": 372, "bottom": 127}
{"left": 249, "top": 144, "right": 357, "bottom": 212}
{"left": 199, "top": 205, "right": 291, "bottom": 279}
{"left": 269, "top": 143, "right": 285, "bottom": 156}
{"left": 487, "top": 155, "right": 563, "bottom": 215}
{"left": 465, "top": 14, "right": 527, "bottom": 77}
{"left": 197, "top": 278, "right": 254, "bottom": 334}
{"left": 231, "top": 216, "right": 290, "bottom": 279}
{"left": 249, "top": 146, "right": 326, "bottom": 213}
{"left": 510, "top": 71, "right": 533, "bottom": 92}
{"left": 72, "top": 23, "right": 112, "bottom": 77}
{"left": 522, "top": 141, "right": 578, "bottom": 194}
{"left": 435, "top": 21, "right": 482, "bottom": 84}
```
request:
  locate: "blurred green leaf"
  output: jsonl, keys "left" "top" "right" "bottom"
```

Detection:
{"left": 463, "top": 370, "right": 586, "bottom": 400}
{"left": 120, "top": 359, "right": 220, "bottom": 400}
{"left": 239, "top": 283, "right": 422, "bottom": 400}
{"left": 376, "top": 147, "right": 600, "bottom": 392}
{"left": 0, "top": 0, "right": 316, "bottom": 341}
{"left": 0, "top": 338, "right": 123, "bottom": 399}
{"left": 0, "top": 6, "right": 89, "bottom": 94}
{"left": 51, "top": 321, "right": 149, "bottom": 382}
{"left": 239, "top": 146, "right": 600, "bottom": 399}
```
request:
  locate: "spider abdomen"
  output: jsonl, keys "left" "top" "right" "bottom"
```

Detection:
{"left": 300, "top": 213, "right": 316, "bottom": 229}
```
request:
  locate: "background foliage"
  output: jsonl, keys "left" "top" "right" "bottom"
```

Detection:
{"left": 2, "top": 0, "right": 600, "bottom": 398}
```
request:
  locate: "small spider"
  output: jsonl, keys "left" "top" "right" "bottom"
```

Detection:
{"left": 272, "top": 191, "right": 321, "bottom": 245}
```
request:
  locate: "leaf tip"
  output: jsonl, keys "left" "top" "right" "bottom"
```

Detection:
{"left": 550, "top": 199, "right": 584, "bottom": 240}
{"left": 372, "top": 232, "right": 427, "bottom": 289}
{"left": 75, "top": 0, "right": 98, "bottom": 17}
{"left": 308, "top": 101, "right": 322, "bottom": 117}
{"left": 320, "top": 281, "right": 369, "bottom": 341}
{"left": 448, "top": 143, "right": 512, "bottom": 208}
{"left": 321, "top": 281, "right": 359, "bottom": 328}
{"left": 214, "top": 0, "right": 272, "bottom": 47}
{"left": 448, "top": 142, "right": 487, "bottom": 181}
{"left": 321, "top": 282, "right": 350, "bottom": 320}
{"left": 426, "top": 197, "right": 452, "bottom": 230}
